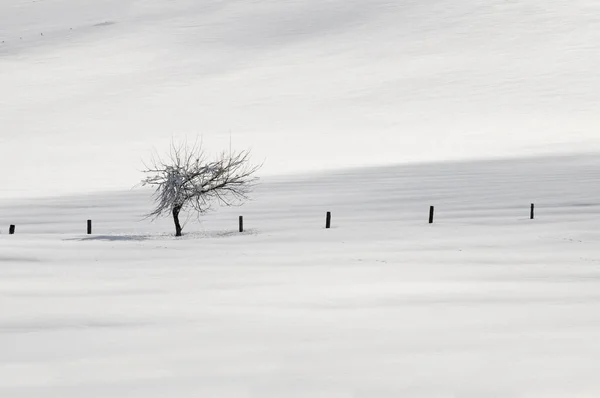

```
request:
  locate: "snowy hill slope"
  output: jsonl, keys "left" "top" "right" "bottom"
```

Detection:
{"left": 2, "top": 153, "right": 600, "bottom": 234}
{"left": 2, "top": 0, "right": 600, "bottom": 197}
{"left": 2, "top": 155, "right": 600, "bottom": 396}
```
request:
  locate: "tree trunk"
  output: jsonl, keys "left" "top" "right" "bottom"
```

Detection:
{"left": 172, "top": 205, "right": 183, "bottom": 237}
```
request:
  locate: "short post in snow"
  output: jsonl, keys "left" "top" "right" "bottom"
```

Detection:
{"left": 9, "top": 225, "right": 15, "bottom": 235}
{"left": 326, "top": 212, "right": 332, "bottom": 229}
{"left": 429, "top": 206, "right": 435, "bottom": 224}
{"left": 530, "top": 203, "right": 535, "bottom": 220}
{"left": 239, "top": 216, "right": 244, "bottom": 233}
{"left": 87, "top": 220, "right": 92, "bottom": 235}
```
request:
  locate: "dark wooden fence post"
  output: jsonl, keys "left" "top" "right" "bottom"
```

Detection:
{"left": 530, "top": 203, "right": 535, "bottom": 220}
{"left": 326, "top": 212, "right": 331, "bottom": 229}
{"left": 239, "top": 216, "right": 244, "bottom": 233}
{"left": 87, "top": 220, "right": 92, "bottom": 235}
{"left": 9, "top": 225, "right": 15, "bottom": 235}
{"left": 429, "top": 206, "right": 435, "bottom": 224}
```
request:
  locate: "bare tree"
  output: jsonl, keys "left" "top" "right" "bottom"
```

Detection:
{"left": 141, "top": 140, "right": 261, "bottom": 237}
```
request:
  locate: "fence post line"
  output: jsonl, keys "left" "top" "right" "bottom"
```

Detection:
{"left": 87, "top": 220, "right": 92, "bottom": 235}
{"left": 9, "top": 225, "right": 15, "bottom": 235}
{"left": 429, "top": 206, "right": 435, "bottom": 224}
{"left": 326, "top": 212, "right": 331, "bottom": 229}
{"left": 239, "top": 216, "right": 244, "bottom": 233}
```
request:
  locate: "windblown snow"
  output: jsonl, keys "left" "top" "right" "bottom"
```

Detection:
{"left": 3, "top": 155, "right": 600, "bottom": 397}
{"left": 1, "top": 0, "right": 600, "bottom": 196}
{"left": 2, "top": 0, "right": 600, "bottom": 397}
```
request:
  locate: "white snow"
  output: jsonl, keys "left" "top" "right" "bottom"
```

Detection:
{"left": 2, "top": 0, "right": 600, "bottom": 395}
{"left": 2, "top": 0, "right": 600, "bottom": 197}
{"left": 2, "top": 154, "right": 600, "bottom": 397}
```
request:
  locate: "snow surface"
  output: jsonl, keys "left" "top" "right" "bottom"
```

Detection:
{"left": 2, "top": 0, "right": 600, "bottom": 395}
{"left": 2, "top": 154, "right": 600, "bottom": 397}
{"left": 2, "top": 0, "right": 600, "bottom": 197}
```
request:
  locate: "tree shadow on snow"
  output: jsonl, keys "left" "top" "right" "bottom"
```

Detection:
{"left": 66, "top": 229, "right": 257, "bottom": 242}
{"left": 67, "top": 235, "right": 154, "bottom": 242}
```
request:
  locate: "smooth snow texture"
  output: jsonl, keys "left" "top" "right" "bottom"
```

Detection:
{"left": 2, "top": 0, "right": 600, "bottom": 197}
{"left": 2, "top": 155, "right": 600, "bottom": 397}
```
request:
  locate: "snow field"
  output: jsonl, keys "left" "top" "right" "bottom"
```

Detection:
{"left": 2, "top": 155, "right": 600, "bottom": 396}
